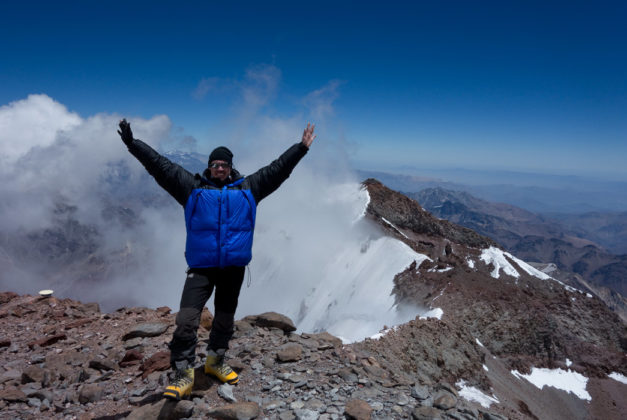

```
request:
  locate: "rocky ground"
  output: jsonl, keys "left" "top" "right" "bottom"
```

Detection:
{"left": 1, "top": 291, "right": 513, "bottom": 420}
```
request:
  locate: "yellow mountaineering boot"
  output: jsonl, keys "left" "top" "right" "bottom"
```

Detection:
{"left": 205, "top": 349, "right": 239, "bottom": 384}
{"left": 163, "top": 367, "right": 194, "bottom": 400}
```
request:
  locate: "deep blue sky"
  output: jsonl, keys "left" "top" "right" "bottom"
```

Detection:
{"left": 2, "top": 1, "right": 626, "bottom": 179}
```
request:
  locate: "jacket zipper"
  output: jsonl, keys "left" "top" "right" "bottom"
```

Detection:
{"left": 218, "top": 187, "right": 224, "bottom": 267}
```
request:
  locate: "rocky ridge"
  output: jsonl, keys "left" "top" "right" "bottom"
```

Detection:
{"left": 409, "top": 186, "right": 627, "bottom": 318}
{"left": 362, "top": 179, "right": 627, "bottom": 419}
{"left": 0, "top": 292, "right": 509, "bottom": 420}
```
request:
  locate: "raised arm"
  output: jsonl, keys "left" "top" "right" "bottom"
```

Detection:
{"left": 118, "top": 119, "right": 196, "bottom": 206}
{"left": 247, "top": 123, "right": 316, "bottom": 203}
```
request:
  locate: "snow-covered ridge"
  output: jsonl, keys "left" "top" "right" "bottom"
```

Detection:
{"left": 357, "top": 187, "right": 371, "bottom": 221}
{"left": 479, "top": 247, "right": 543, "bottom": 280}
{"left": 478, "top": 246, "right": 588, "bottom": 295}
{"left": 245, "top": 182, "right": 436, "bottom": 344}
{"left": 381, "top": 217, "right": 410, "bottom": 240}
{"left": 297, "top": 234, "right": 431, "bottom": 343}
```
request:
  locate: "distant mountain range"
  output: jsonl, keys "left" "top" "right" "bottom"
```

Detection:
{"left": 544, "top": 211, "right": 627, "bottom": 255}
{"left": 357, "top": 169, "right": 627, "bottom": 214}
{"left": 409, "top": 187, "right": 627, "bottom": 320}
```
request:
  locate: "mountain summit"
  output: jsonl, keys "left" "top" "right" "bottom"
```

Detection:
{"left": 0, "top": 178, "right": 625, "bottom": 419}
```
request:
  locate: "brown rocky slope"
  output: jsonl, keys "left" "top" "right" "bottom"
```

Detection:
{"left": 1, "top": 292, "right": 510, "bottom": 419}
{"left": 362, "top": 179, "right": 627, "bottom": 419}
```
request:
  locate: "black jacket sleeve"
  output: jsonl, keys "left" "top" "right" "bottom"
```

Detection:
{"left": 247, "top": 142, "right": 309, "bottom": 203}
{"left": 126, "top": 139, "right": 196, "bottom": 206}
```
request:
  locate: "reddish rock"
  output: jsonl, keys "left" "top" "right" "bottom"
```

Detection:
{"left": 52, "top": 309, "right": 66, "bottom": 318}
{"left": 64, "top": 318, "right": 95, "bottom": 330}
{"left": 0, "top": 292, "right": 18, "bottom": 305}
{"left": 140, "top": 351, "right": 170, "bottom": 378}
{"left": 276, "top": 343, "right": 303, "bottom": 362}
{"left": 303, "top": 331, "right": 343, "bottom": 349}
{"left": 0, "top": 387, "right": 27, "bottom": 403}
{"left": 243, "top": 312, "right": 296, "bottom": 332}
{"left": 345, "top": 399, "right": 373, "bottom": 420}
{"left": 433, "top": 392, "right": 457, "bottom": 410}
{"left": 21, "top": 365, "right": 48, "bottom": 384}
{"left": 0, "top": 369, "right": 22, "bottom": 384}
{"left": 10, "top": 305, "right": 35, "bottom": 317}
{"left": 120, "top": 350, "right": 144, "bottom": 367}
{"left": 206, "top": 401, "right": 260, "bottom": 420}
{"left": 43, "top": 324, "right": 57, "bottom": 334}
{"left": 412, "top": 406, "right": 443, "bottom": 420}
{"left": 28, "top": 333, "right": 67, "bottom": 348}
{"left": 83, "top": 302, "right": 100, "bottom": 313}
{"left": 156, "top": 306, "right": 172, "bottom": 315}
{"left": 200, "top": 307, "right": 214, "bottom": 331}
{"left": 126, "top": 398, "right": 194, "bottom": 420}
{"left": 89, "top": 359, "right": 118, "bottom": 371}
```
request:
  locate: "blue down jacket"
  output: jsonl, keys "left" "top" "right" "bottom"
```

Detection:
{"left": 127, "top": 139, "right": 308, "bottom": 268}
{"left": 184, "top": 178, "right": 256, "bottom": 267}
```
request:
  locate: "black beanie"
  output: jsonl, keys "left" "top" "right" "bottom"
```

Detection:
{"left": 208, "top": 146, "right": 233, "bottom": 166}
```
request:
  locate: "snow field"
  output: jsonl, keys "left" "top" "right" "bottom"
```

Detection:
{"left": 243, "top": 184, "right": 437, "bottom": 343}
{"left": 511, "top": 367, "right": 591, "bottom": 400}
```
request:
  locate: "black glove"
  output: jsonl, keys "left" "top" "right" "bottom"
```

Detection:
{"left": 117, "top": 119, "right": 135, "bottom": 145}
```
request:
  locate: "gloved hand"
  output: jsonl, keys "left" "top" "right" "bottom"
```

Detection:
{"left": 117, "top": 119, "right": 135, "bottom": 145}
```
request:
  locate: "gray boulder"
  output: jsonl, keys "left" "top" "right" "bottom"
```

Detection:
{"left": 243, "top": 312, "right": 296, "bottom": 332}
{"left": 122, "top": 322, "right": 170, "bottom": 340}
{"left": 206, "top": 401, "right": 261, "bottom": 419}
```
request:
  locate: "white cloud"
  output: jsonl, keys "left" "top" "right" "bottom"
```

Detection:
{"left": 241, "top": 63, "right": 281, "bottom": 108}
{"left": 0, "top": 77, "right": 415, "bottom": 340}
{"left": 192, "top": 76, "right": 221, "bottom": 100}
{"left": 303, "top": 79, "right": 343, "bottom": 121}
{"left": 0, "top": 94, "right": 81, "bottom": 166}
{"left": 0, "top": 94, "right": 184, "bottom": 308}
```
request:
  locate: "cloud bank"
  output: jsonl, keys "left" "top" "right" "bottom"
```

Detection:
{"left": 0, "top": 69, "right": 423, "bottom": 341}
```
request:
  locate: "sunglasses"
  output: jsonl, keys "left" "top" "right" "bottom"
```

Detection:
{"left": 209, "top": 163, "right": 231, "bottom": 169}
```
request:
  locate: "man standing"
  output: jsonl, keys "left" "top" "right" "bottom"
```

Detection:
{"left": 117, "top": 120, "right": 315, "bottom": 399}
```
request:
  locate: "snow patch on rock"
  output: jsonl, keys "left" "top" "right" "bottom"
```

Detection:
{"left": 512, "top": 368, "right": 591, "bottom": 401}
{"left": 480, "top": 247, "right": 520, "bottom": 279}
{"left": 479, "top": 247, "right": 589, "bottom": 295}
{"left": 608, "top": 372, "right": 627, "bottom": 385}
{"left": 428, "top": 266, "right": 452, "bottom": 273}
{"left": 456, "top": 380, "right": 499, "bottom": 408}
{"left": 419, "top": 307, "right": 443, "bottom": 320}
